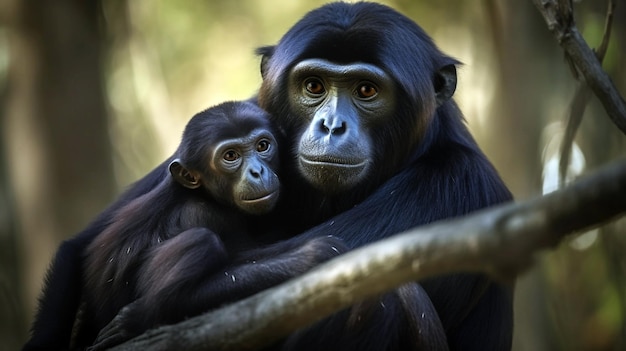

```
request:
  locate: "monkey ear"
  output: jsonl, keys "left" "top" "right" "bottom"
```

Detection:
{"left": 434, "top": 64, "right": 457, "bottom": 106}
{"left": 169, "top": 159, "right": 202, "bottom": 189}
{"left": 256, "top": 45, "right": 275, "bottom": 80}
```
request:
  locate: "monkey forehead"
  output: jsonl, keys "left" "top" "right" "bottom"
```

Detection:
{"left": 290, "top": 59, "right": 392, "bottom": 84}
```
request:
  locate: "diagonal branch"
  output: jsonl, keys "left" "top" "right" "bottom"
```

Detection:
{"left": 108, "top": 158, "right": 626, "bottom": 351}
{"left": 558, "top": 0, "right": 616, "bottom": 186}
{"left": 532, "top": 0, "right": 626, "bottom": 134}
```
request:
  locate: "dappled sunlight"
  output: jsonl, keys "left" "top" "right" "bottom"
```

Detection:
{"left": 540, "top": 121, "right": 599, "bottom": 251}
{"left": 540, "top": 121, "right": 586, "bottom": 195}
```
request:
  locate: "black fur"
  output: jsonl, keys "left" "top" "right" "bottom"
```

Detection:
{"left": 23, "top": 101, "right": 345, "bottom": 350}
{"left": 256, "top": 3, "right": 514, "bottom": 350}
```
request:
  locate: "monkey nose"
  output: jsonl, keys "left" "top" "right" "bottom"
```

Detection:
{"left": 249, "top": 166, "right": 263, "bottom": 178}
{"left": 319, "top": 118, "right": 347, "bottom": 136}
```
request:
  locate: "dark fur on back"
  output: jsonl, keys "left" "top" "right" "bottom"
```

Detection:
{"left": 23, "top": 162, "right": 167, "bottom": 351}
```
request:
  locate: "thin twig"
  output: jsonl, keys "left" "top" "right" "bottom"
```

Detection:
{"left": 558, "top": 0, "right": 616, "bottom": 186}
{"left": 533, "top": 0, "right": 626, "bottom": 134}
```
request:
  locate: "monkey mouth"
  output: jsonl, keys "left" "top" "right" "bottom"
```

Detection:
{"left": 299, "top": 156, "right": 367, "bottom": 169}
{"left": 241, "top": 191, "right": 278, "bottom": 204}
{"left": 298, "top": 156, "right": 369, "bottom": 193}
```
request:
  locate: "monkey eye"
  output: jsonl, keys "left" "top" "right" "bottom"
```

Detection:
{"left": 256, "top": 139, "right": 271, "bottom": 152}
{"left": 356, "top": 83, "right": 378, "bottom": 99}
{"left": 304, "top": 78, "right": 325, "bottom": 96}
{"left": 223, "top": 150, "right": 240, "bottom": 162}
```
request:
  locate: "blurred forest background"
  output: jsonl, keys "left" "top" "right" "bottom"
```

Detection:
{"left": 0, "top": 1, "right": 625, "bottom": 350}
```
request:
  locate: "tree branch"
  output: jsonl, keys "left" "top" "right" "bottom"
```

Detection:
{"left": 532, "top": 0, "right": 626, "bottom": 134}
{"left": 558, "top": 0, "right": 615, "bottom": 186}
{"left": 108, "top": 158, "right": 626, "bottom": 351}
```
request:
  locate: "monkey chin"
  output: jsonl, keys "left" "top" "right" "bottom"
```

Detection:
{"left": 238, "top": 190, "right": 280, "bottom": 215}
{"left": 298, "top": 156, "right": 369, "bottom": 194}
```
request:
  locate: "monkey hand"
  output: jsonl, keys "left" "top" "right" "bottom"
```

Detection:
{"left": 87, "top": 302, "right": 138, "bottom": 351}
{"left": 298, "top": 235, "right": 348, "bottom": 264}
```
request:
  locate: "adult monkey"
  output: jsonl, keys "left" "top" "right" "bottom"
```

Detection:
{"left": 255, "top": 2, "right": 513, "bottom": 350}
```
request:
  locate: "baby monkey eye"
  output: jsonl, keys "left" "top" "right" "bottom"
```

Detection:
{"left": 304, "top": 78, "right": 325, "bottom": 95}
{"left": 356, "top": 83, "right": 378, "bottom": 99}
{"left": 256, "top": 139, "right": 271, "bottom": 152}
{"left": 223, "top": 150, "right": 240, "bottom": 162}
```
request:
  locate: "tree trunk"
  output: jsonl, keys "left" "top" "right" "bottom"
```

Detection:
{"left": 0, "top": 0, "right": 116, "bottom": 342}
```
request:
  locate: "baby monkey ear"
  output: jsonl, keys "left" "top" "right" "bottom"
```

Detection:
{"left": 169, "top": 159, "right": 202, "bottom": 189}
